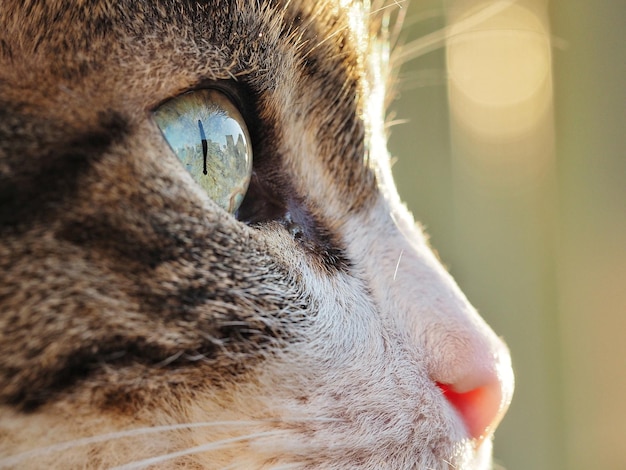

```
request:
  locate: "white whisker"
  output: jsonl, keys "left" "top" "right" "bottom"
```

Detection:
{"left": 0, "top": 417, "right": 343, "bottom": 468}
{"left": 267, "top": 464, "right": 304, "bottom": 470}
{"left": 369, "top": 0, "right": 407, "bottom": 18}
{"left": 110, "top": 430, "right": 286, "bottom": 470}
{"left": 219, "top": 462, "right": 302, "bottom": 470}
{"left": 0, "top": 421, "right": 258, "bottom": 467}
{"left": 443, "top": 457, "right": 457, "bottom": 468}
{"left": 392, "top": 0, "right": 519, "bottom": 66}
{"left": 393, "top": 249, "right": 404, "bottom": 281}
{"left": 385, "top": 118, "right": 410, "bottom": 131}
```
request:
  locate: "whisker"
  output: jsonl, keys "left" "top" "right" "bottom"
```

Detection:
{"left": 302, "top": 25, "right": 349, "bottom": 60}
{"left": 393, "top": 249, "right": 404, "bottom": 281}
{"left": 304, "top": 0, "right": 406, "bottom": 61}
{"left": 110, "top": 430, "right": 287, "bottom": 470}
{"left": 385, "top": 118, "right": 410, "bottom": 130}
{"left": 394, "top": 68, "right": 447, "bottom": 91}
{"left": 391, "top": 0, "right": 519, "bottom": 66}
{"left": 370, "top": 0, "right": 407, "bottom": 18}
{"left": 398, "top": 8, "right": 444, "bottom": 32}
{"left": 0, "top": 417, "right": 343, "bottom": 468}
{"left": 442, "top": 457, "right": 458, "bottom": 468}
{"left": 266, "top": 464, "right": 304, "bottom": 470}
{"left": 219, "top": 463, "right": 302, "bottom": 470}
{"left": 218, "top": 464, "right": 241, "bottom": 470}
{"left": 0, "top": 421, "right": 258, "bottom": 468}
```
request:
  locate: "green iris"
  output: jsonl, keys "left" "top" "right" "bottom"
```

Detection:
{"left": 153, "top": 89, "right": 252, "bottom": 214}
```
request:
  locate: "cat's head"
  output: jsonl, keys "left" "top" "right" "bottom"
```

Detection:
{"left": 0, "top": 1, "right": 513, "bottom": 468}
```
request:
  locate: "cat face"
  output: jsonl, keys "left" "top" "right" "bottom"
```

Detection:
{"left": 0, "top": 1, "right": 513, "bottom": 468}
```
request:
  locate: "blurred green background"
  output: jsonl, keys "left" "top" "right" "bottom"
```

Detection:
{"left": 388, "top": 1, "right": 625, "bottom": 469}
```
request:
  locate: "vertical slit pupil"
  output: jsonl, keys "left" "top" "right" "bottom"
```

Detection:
{"left": 198, "top": 119, "right": 208, "bottom": 175}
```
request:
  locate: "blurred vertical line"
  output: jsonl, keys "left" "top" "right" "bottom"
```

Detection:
{"left": 444, "top": 0, "right": 563, "bottom": 468}
{"left": 550, "top": 2, "right": 626, "bottom": 468}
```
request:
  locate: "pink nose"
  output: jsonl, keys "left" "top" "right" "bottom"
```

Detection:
{"left": 437, "top": 381, "right": 501, "bottom": 443}
{"left": 435, "top": 347, "right": 513, "bottom": 443}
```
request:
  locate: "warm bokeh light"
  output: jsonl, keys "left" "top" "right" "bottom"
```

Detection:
{"left": 445, "top": 0, "right": 554, "bottom": 185}
{"left": 447, "top": 2, "right": 552, "bottom": 139}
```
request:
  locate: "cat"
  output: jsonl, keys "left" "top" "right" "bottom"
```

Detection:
{"left": 0, "top": 0, "right": 514, "bottom": 468}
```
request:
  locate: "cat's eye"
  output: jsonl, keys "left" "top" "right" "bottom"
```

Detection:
{"left": 153, "top": 89, "right": 253, "bottom": 214}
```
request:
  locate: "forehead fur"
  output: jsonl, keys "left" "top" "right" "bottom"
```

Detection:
{"left": 0, "top": 0, "right": 384, "bottom": 109}
{"left": 0, "top": 0, "right": 392, "bottom": 204}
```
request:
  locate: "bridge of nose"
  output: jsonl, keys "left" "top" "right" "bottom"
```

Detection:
{"left": 344, "top": 199, "right": 514, "bottom": 442}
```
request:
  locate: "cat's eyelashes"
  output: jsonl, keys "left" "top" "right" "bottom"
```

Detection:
{"left": 153, "top": 89, "right": 253, "bottom": 214}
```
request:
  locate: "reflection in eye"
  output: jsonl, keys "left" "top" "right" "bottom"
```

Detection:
{"left": 153, "top": 89, "right": 253, "bottom": 214}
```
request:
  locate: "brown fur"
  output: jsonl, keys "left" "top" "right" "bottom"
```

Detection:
{"left": 0, "top": 0, "right": 363, "bottom": 410}
{"left": 0, "top": 1, "right": 513, "bottom": 468}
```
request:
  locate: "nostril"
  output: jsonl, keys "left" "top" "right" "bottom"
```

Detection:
{"left": 437, "top": 378, "right": 508, "bottom": 444}
{"left": 425, "top": 320, "right": 514, "bottom": 445}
